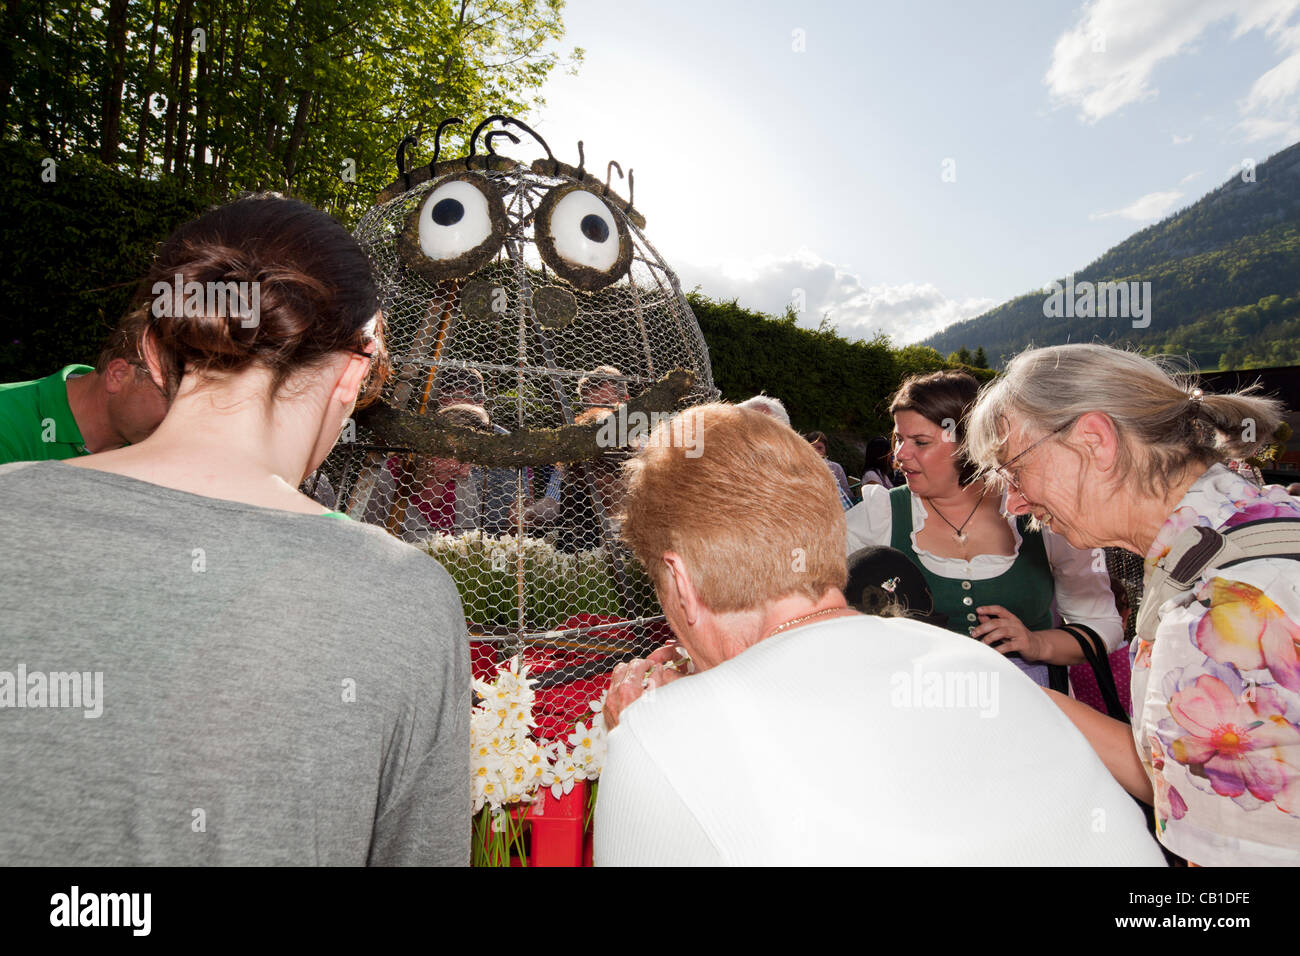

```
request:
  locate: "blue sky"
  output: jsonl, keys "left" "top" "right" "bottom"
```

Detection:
{"left": 531, "top": 0, "right": 1300, "bottom": 344}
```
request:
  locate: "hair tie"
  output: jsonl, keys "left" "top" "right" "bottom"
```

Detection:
{"left": 1188, "top": 387, "right": 1204, "bottom": 406}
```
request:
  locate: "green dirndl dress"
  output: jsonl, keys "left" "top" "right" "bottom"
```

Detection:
{"left": 888, "top": 486, "right": 1056, "bottom": 687}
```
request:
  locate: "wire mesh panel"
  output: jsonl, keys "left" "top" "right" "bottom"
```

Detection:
{"left": 1105, "top": 546, "right": 1145, "bottom": 644}
{"left": 319, "top": 132, "right": 716, "bottom": 742}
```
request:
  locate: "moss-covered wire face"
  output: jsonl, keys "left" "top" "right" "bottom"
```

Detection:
{"left": 330, "top": 118, "right": 722, "bottom": 747}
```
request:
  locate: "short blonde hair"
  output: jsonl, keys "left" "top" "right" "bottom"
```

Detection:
{"left": 966, "top": 344, "right": 1285, "bottom": 496}
{"left": 620, "top": 403, "right": 846, "bottom": 613}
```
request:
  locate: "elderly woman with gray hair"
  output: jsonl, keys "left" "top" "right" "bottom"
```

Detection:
{"left": 966, "top": 343, "right": 1300, "bottom": 866}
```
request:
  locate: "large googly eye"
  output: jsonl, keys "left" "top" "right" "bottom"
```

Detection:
{"left": 397, "top": 172, "right": 507, "bottom": 282}
{"left": 534, "top": 184, "right": 632, "bottom": 291}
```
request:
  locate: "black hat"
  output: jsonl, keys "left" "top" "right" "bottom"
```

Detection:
{"left": 845, "top": 546, "right": 947, "bottom": 628}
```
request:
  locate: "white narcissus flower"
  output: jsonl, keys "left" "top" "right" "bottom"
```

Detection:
{"left": 473, "top": 760, "right": 507, "bottom": 813}
{"left": 472, "top": 677, "right": 498, "bottom": 702}
{"left": 543, "top": 750, "right": 579, "bottom": 799}
{"left": 568, "top": 717, "right": 607, "bottom": 779}
{"left": 567, "top": 720, "right": 595, "bottom": 754}
{"left": 503, "top": 752, "right": 534, "bottom": 804}
{"left": 480, "top": 777, "right": 504, "bottom": 812}
{"left": 519, "top": 739, "right": 551, "bottom": 787}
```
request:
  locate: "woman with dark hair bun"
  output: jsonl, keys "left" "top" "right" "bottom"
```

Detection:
{"left": 0, "top": 195, "right": 470, "bottom": 865}
{"left": 845, "top": 370, "right": 1122, "bottom": 690}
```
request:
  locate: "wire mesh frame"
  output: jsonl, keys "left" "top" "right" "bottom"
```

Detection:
{"left": 321, "top": 160, "right": 718, "bottom": 737}
{"left": 1104, "top": 546, "right": 1145, "bottom": 644}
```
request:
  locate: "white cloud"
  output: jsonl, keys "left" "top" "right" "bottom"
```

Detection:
{"left": 1172, "top": 133, "right": 1194, "bottom": 144}
{"left": 1045, "top": 0, "right": 1300, "bottom": 141}
{"left": 1090, "top": 189, "right": 1185, "bottom": 221}
{"left": 675, "top": 251, "right": 996, "bottom": 346}
{"left": 1180, "top": 170, "right": 1204, "bottom": 183}
{"left": 1045, "top": 0, "right": 1241, "bottom": 123}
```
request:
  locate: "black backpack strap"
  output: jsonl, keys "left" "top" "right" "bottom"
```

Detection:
{"left": 1047, "top": 663, "right": 1070, "bottom": 695}
{"left": 1062, "top": 623, "right": 1130, "bottom": 723}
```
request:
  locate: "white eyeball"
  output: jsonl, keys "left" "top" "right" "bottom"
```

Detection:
{"left": 535, "top": 185, "right": 632, "bottom": 291}
{"left": 398, "top": 172, "right": 506, "bottom": 282}
{"left": 547, "top": 190, "right": 620, "bottom": 271}
{"left": 418, "top": 179, "right": 494, "bottom": 260}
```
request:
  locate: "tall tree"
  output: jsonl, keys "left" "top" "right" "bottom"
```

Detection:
{"left": 133, "top": 0, "right": 163, "bottom": 174}
{"left": 5, "top": 0, "right": 582, "bottom": 221}
{"left": 98, "top": 0, "right": 129, "bottom": 163}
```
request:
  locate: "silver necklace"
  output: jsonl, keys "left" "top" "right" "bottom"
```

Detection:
{"left": 925, "top": 487, "right": 988, "bottom": 543}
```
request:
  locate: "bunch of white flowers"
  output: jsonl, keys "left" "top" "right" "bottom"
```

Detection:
{"left": 471, "top": 658, "right": 609, "bottom": 816}
{"left": 567, "top": 699, "right": 608, "bottom": 783}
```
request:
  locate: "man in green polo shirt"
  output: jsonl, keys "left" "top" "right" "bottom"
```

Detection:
{"left": 0, "top": 317, "right": 169, "bottom": 464}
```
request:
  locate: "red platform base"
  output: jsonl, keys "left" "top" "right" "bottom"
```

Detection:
{"left": 525, "top": 780, "right": 589, "bottom": 867}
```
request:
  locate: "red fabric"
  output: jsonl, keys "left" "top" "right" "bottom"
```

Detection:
{"left": 470, "top": 615, "right": 673, "bottom": 742}
{"left": 1068, "top": 645, "right": 1133, "bottom": 716}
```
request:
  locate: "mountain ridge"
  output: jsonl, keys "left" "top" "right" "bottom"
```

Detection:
{"left": 921, "top": 142, "right": 1300, "bottom": 370}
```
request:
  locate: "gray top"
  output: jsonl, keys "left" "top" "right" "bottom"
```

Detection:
{"left": 0, "top": 460, "right": 470, "bottom": 865}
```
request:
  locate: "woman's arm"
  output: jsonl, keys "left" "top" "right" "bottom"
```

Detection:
{"left": 1043, "top": 687, "right": 1153, "bottom": 804}
{"left": 1025, "top": 627, "right": 1087, "bottom": 665}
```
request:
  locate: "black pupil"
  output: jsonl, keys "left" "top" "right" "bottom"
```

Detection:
{"left": 580, "top": 214, "right": 609, "bottom": 243}
{"left": 432, "top": 197, "right": 464, "bottom": 226}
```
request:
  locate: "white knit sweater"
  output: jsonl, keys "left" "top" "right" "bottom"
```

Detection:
{"left": 594, "top": 615, "right": 1165, "bottom": 866}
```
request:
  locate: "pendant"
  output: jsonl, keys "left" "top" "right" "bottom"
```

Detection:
{"left": 956, "top": 532, "right": 967, "bottom": 543}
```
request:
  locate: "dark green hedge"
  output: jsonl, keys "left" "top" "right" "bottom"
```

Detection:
{"left": 0, "top": 139, "right": 218, "bottom": 382}
{"left": 690, "top": 292, "right": 996, "bottom": 476}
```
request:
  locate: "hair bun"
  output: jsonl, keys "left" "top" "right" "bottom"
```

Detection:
{"left": 136, "top": 196, "right": 380, "bottom": 397}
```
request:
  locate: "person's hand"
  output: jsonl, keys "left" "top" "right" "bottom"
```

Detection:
{"left": 972, "top": 605, "right": 1047, "bottom": 661}
{"left": 602, "top": 642, "right": 692, "bottom": 730}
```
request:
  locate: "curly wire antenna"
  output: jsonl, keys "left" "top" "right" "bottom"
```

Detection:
{"left": 429, "top": 117, "right": 463, "bottom": 175}
{"left": 575, "top": 140, "right": 585, "bottom": 180}
{"left": 466, "top": 114, "right": 511, "bottom": 169}
{"left": 500, "top": 117, "right": 558, "bottom": 174}
{"left": 604, "top": 160, "right": 623, "bottom": 196}
{"left": 395, "top": 130, "right": 418, "bottom": 189}
{"left": 484, "top": 129, "right": 520, "bottom": 157}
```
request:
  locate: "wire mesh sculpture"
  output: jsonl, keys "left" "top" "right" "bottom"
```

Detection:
{"left": 315, "top": 116, "right": 718, "bottom": 740}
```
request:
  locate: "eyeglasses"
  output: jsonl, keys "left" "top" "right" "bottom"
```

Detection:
{"left": 993, "top": 419, "right": 1075, "bottom": 491}
{"left": 347, "top": 342, "right": 377, "bottom": 360}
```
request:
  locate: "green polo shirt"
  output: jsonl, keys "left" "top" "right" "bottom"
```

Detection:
{"left": 0, "top": 364, "right": 93, "bottom": 464}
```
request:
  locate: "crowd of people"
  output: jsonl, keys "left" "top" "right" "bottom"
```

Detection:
{"left": 1, "top": 194, "right": 1298, "bottom": 866}
{"left": 334, "top": 362, "right": 633, "bottom": 549}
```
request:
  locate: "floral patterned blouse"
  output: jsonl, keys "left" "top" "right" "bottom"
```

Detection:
{"left": 1133, "top": 463, "right": 1300, "bottom": 865}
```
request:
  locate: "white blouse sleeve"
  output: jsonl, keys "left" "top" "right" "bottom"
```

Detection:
{"left": 845, "top": 484, "right": 893, "bottom": 555}
{"left": 1042, "top": 530, "right": 1124, "bottom": 652}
